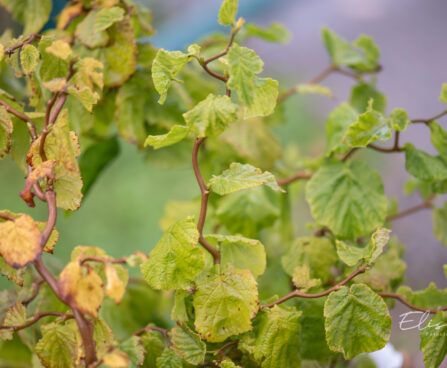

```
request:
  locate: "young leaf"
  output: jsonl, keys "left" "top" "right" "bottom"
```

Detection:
{"left": 152, "top": 49, "right": 192, "bottom": 104}
{"left": 227, "top": 44, "right": 263, "bottom": 106}
{"left": 58, "top": 261, "right": 104, "bottom": 317}
{"left": 35, "top": 323, "right": 78, "bottom": 368}
{"left": 0, "top": 213, "right": 42, "bottom": 268}
{"left": 325, "top": 103, "right": 358, "bottom": 155}
{"left": 209, "top": 162, "right": 284, "bottom": 195}
{"left": 430, "top": 121, "right": 447, "bottom": 157}
{"left": 244, "top": 77, "right": 279, "bottom": 119}
{"left": 183, "top": 94, "right": 238, "bottom": 137}
{"left": 324, "top": 284, "right": 391, "bottom": 359}
{"left": 218, "top": 0, "right": 238, "bottom": 26}
{"left": 245, "top": 22, "right": 290, "bottom": 43}
{"left": 156, "top": 348, "right": 183, "bottom": 368}
{"left": 350, "top": 82, "right": 386, "bottom": 114}
{"left": 305, "top": 160, "right": 388, "bottom": 238}
{"left": 140, "top": 217, "right": 204, "bottom": 290}
{"left": 295, "top": 83, "right": 332, "bottom": 98}
{"left": 434, "top": 202, "right": 447, "bottom": 247}
{"left": 405, "top": 143, "right": 447, "bottom": 181}
{"left": 206, "top": 234, "right": 266, "bottom": 277}
{"left": 193, "top": 265, "right": 258, "bottom": 342}
{"left": 253, "top": 306, "right": 302, "bottom": 368}
{"left": 420, "top": 312, "right": 447, "bottom": 368}
{"left": 94, "top": 7, "right": 125, "bottom": 32}
{"left": 439, "top": 83, "right": 447, "bottom": 104}
{"left": 172, "top": 324, "right": 206, "bottom": 365}
{"left": 20, "top": 44, "right": 39, "bottom": 74}
{"left": 145, "top": 125, "right": 190, "bottom": 150}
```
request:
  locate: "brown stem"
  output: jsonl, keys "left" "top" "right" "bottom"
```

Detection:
{"left": 367, "top": 133, "right": 404, "bottom": 153}
{"left": 0, "top": 311, "right": 73, "bottom": 331}
{"left": 277, "top": 171, "right": 312, "bottom": 186}
{"left": 40, "top": 191, "right": 57, "bottom": 249}
{"left": 4, "top": 33, "right": 42, "bottom": 56}
{"left": 73, "top": 309, "right": 97, "bottom": 366}
{"left": 260, "top": 265, "right": 366, "bottom": 309}
{"left": 0, "top": 212, "right": 16, "bottom": 221}
{"left": 0, "top": 99, "right": 37, "bottom": 140}
{"left": 23, "top": 279, "right": 44, "bottom": 305}
{"left": 192, "top": 138, "right": 221, "bottom": 264}
{"left": 215, "top": 341, "right": 238, "bottom": 360}
{"left": 203, "top": 28, "right": 238, "bottom": 65}
{"left": 387, "top": 195, "right": 434, "bottom": 222}
{"left": 411, "top": 110, "right": 447, "bottom": 125}
{"left": 134, "top": 326, "right": 172, "bottom": 346}
{"left": 80, "top": 256, "right": 127, "bottom": 265}
{"left": 341, "top": 147, "right": 358, "bottom": 162}
{"left": 379, "top": 292, "right": 447, "bottom": 314}
{"left": 199, "top": 62, "right": 228, "bottom": 82}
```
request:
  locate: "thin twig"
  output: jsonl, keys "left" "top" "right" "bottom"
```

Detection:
{"left": 4, "top": 33, "right": 42, "bottom": 56}
{"left": 80, "top": 256, "right": 127, "bottom": 265}
{"left": 192, "top": 138, "right": 221, "bottom": 264}
{"left": 0, "top": 99, "right": 37, "bottom": 139}
{"left": 215, "top": 341, "right": 238, "bottom": 361}
{"left": 40, "top": 191, "right": 57, "bottom": 249}
{"left": 260, "top": 265, "right": 367, "bottom": 309}
{"left": 0, "top": 311, "right": 73, "bottom": 331}
{"left": 134, "top": 326, "right": 172, "bottom": 346}
{"left": 203, "top": 28, "right": 238, "bottom": 65}
{"left": 23, "top": 279, "right": 44, "bottom": 305}
{"left": 277, "top": 171, "right": 313, "bottom": 186}
{"left": 387, "top": 195, "right": 434, "bottom": 222}
{"left": 379, "top": 292, "right": 447, "bottom": 314}
{"left": 411, "top": 110, "right": 447, "bottom": 125}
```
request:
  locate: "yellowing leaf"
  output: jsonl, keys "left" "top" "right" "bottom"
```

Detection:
{"left": 218, "top": 0, "right": 238, "bottom": 26}
{"left": 0, "top": 105, "right": 13, "bottom": 159}
{"left": 29, "top": 110, "right": 83, "bottom": 211}
{"left": 103, "top": 349, "right": 130, "bottom": 368}
{"left": 73, "top": 57, "right": 104, "bottom": 91}
{"left": 76, "top": 10, "right": 110, "bottom": 48}
{"left": 0, "top": 213, "right": 42, "bottom": 268}
{"left": 209, "top": 162, "right": 284, "bottom": 195}
{"left": 20, "top": 160, "right": 55, "bottom": 207}
{"left": 193, "top": 265, "right": 259, "bottom": 342}
{"left": 20, "top": 44, "right": 40, "bottom": 74}
{"left": 105, "top": 264, "right": 125, "bottom": 304}
{"left": 45, "top": 40, "right": 72, "bottom": 60}
{"left": 58, "top": 261, "right": 104, "bottom": 317}
{"left": 4, "top": 303, "right": 27, "bottom": 327}
{"left": 183, "top": 94, "right": 238, "bottom": 137}
{"left": 42, "top": 78, "right": 67, "bottom": 92}
{"left": 67, "top": 85, "right": 100, "bottom": 113}
{"left": 291, "top": 264, "right": 321, "bottom": 291}
{"left": 244, "top": 77, "right": 279, "bottom": 119}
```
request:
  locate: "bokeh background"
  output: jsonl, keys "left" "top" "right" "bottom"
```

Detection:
{"left": 1, "top": 0, "right": 447, "bottom": 366}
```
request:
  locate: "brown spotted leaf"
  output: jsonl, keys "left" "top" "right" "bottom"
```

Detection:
{"left": 0, "top": 213, "right": 42, "bottom": 268}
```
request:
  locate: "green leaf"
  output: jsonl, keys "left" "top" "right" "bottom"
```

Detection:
{"left": 439, "top": 83, "right": 447, "bottom": 104}
{"left": 405, "top": 143, "right": 447, "bottom": 181}
{"left": 217, "top": 187, "right": 280, "bottom": 238}
{"left": 140, "top": 330, "right": 165, "bottom": 367}
{"left": 35, "top": 323, "right": 78, "bottom": 368}
{"left": 306, "top": 160, "right": 388, "bottom": 238}
{"left": 0, "top": 105, "right": 13, "bottom": 159}
{"left": 206, "top": 234, "right": 266, "bottom": 277}
{"left": 252, "top": 306, "right": 301, "bottom": 368}
{"left": 20, "top": 44, "right": 39, "bottom": 75}
{"left": 45, "top": 40, "right": 72, "bottom": 60}
{"left": 434, "top": 202, "right": 447, "bottom": 247}
{"left": 291, "top": 264, "right": 321, "bottom": 291}
{"left": 172, "top": 324, "right": 206, "bottom": 365}
{"left": 67, "top": 85, "right": 100, "bottom": 113}
{"left": 336, "top": 240, "right": 369, "bottom": 267}
{"left": 38, "top": 36, "right": 70, "bottom": 82}
{"left": 245, "top": 22, "right": 290, "bottom": 43}
{"left": 0, "top": 0, "right": 51, "bottom": 34}
{"left": 209, "top": 163, "right": 283, "bottom": 195}
{"left": 79, "top": 136, "right": 120, "bottom": 198}
{"left": 398, "top": 283, "right": 447, "bottom": 310}
{"left": 244, "top": 77, "right": 279, "bottom": 119}
{"left": 119, "top": 336, "right": 145, "bottom": 368}
{"left": 430, "top": 121, "right": 447, "bottom": 157}
{"left": 344, "top": 101, "right": 410, "bottom": 147}
{"left": 76, "top": 10, "right": 110, "bottom": 48}
{"left": 156, "top": 348, "right": 183, "bottom": 368}
{"left": 281, "top": 236, "right": 336, "bottom": 283}
{"left": 4, "top": 303, "right": 27, "bottom": 327}
{"left": 324, "top": 284, "right": 391, "bottom": 359}
{"left": 325, "top": 103, "right": 358, "bottom": 154}
{"left": 140, "top": 217, "right": 205, "bottom": 290}
{"left": 295, "top": 83, "right": 332, "bottom": 98}
{"left": 218, "top": 0, "right": 238, "bottom": 26}
{"left": 95, "top": 7, "right": 125, "bottom": 32}
{"left": 0, "top": 257, "right": 24, "bottom": 286}
{"left": 152, "top": 49, "right": 191, "bottom": 104}
{"left": 420, "top": 312, "right": 447, "bottom": 368}
{"left": 227, "top": 44, "right": 263, "bottom": 105}
{"left": 183, "top": 94, "right": 238, "bottom": 137}
{"left": 144, "top": 125, "right": 190, "bottom": 150}
{"left": 193, "top": 265, "right": 258, "bottom": 342}
{"left": 322, "top": 28, "right": 379, "bottom": 71}
{"left": 171, "top": 290, "right": 193, "bottom": 323}
{"left": 29, "top": 110, "right": 83, "bottom": 211}
{"left": 350, "top": 82, "right": 386, "bottom": 114}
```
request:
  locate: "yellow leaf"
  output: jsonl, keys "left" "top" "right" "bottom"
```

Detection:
{"left": 45, "top": 40, "right": 72, "bottom": 60}
{"left": 58, "top": 261, "right": 104, "bottom": 317}
{"left": 0, "top": 213, "right": 42, "bottom": 268}
{"left": 103, "top": 349, "right": 129, "bottom": 368}
{"left": 105, "top": 264, "right": 125, "bottom": 304}
{"left": 20, "top": 160, "right": 55, "bottom": 207}
{"left": 42, "top": 78, "right": 67, "bottom": 92}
